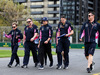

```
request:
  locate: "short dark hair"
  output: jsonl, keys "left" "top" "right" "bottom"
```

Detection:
{"left": 88, "top": 11, "right": 95, "bottom": 15}
{"left": 12, "top": 22, "right": 17, "bottom": 26}
{"left": 61, "top": 15, "right": 66, "bottom": 18}
{"left": 27, "top": 18, "right": 32, "bottom": 21}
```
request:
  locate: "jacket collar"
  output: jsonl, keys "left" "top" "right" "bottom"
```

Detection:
{"left": 87, "top": 20, "right": 97, "bottom": 24}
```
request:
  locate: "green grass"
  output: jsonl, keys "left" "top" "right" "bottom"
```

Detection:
{"left": 0, "top": 50, "right": 56, "bottom": 58}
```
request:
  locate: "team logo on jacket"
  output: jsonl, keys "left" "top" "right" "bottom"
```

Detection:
{"left": 12, "top": 32, "right": 14, "bottom": 35}
{"left": 16, "top": 32, "right": 18, "bottom": 35}
{"left": 26, "top": 27, "right": 28, "bottom": 30}
{"left": 46, "top": 27, "right": 49, "bottom": 30}
{"left": 85, "top": 24, "right": 88, "bottom": 27}
{"left": 42, "top": 27, "right": 44, "bottom": 31}
{"left": 93, "top": 23, "right": 97, "bottom": 27}
{"left": 65, "top": 24, "right": 68, "bottom": 27}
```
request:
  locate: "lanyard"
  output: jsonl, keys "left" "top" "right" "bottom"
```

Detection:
{"left": 88, "top": 23, "right": 95, "bottom": 42}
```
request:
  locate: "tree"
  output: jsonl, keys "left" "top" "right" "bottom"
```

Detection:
{"left": 0, "top": 0, "right": 28, "bottom": 26}
{"left": 33, "top": 19, "right": 40, "bottom": 27}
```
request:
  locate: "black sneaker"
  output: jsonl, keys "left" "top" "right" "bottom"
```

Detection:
{"left": 56, "top": 65, "right": 62, "bottom": 69}
{"left": 7, "top": 64, "right": 12, "bottom": 68}
{"left": 49, "top": 63, "right": 53, "bottom": 68}
{"left": 38, "top": 65, "right": 44, "bottom": 70}
{"left": 49, "top": 65, "right": 53, "bottom": 68}
{"left": 15, "top": 63, "right": 20, "bottom": 67}
{"left": 87, "top": 68, "right": 91, "bottom": 73}
{"left": 21, "top": 65, "right": 28, "bottom": 68}
{"left": 56, "top": 64, "right": 58, "bottom": 66}
{"left": 63, "top": 66, "right": 68, "bottom": 69}
{"left": 35, "top": 63, "right": 38, "bottom": 67}
{"left": 90, "top": 62, "right": 95, "bottom": 71}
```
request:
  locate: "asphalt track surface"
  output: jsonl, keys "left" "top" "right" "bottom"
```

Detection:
{"left": 0, "top": 48, "right": 100, "bottom": 75}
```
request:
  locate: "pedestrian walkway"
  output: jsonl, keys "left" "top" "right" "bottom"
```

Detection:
{"left": 0, "top": 49, "right": 100, "bottom": 75}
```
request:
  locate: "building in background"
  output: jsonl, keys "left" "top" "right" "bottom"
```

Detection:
{"left": 62, "top": 0, "right": 95, "bottom": 25}
{"left": 13, "top": 0, "right": 100, "bottom": 26}
{"left": 94, "top": 0, "right": 100, "bottom": 21}
{"left": 13, "top": 0, "right": 59, "bottom": 27}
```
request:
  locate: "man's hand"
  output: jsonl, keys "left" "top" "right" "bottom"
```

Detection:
{"left": 79, "top": 39, "right": 82, "bottom": 41}
{"left": 56, "top": 39, "right": 58, "bottom": 46}
{"left": 61, "top": 51, "right": 64, "bottom": 55}
{"left": 65, "top": 34, "right": 69, "bottom": 37}
{"left": 44, "top": 40, "right": 48, "bottom": 44}
{"left": 38, "top": 44, "right": 40, "bottom": 48}
{"left": 23, "top": 41, "right": 25, "bottom": 45}
{"left": 56, "top": 41, "right": 58, "bottom": 46}
{"left": 30, "top": 38, "right": 34, "bottom": 42}
{"left": 16, "top": 36, "right": 19, "bottom": 39}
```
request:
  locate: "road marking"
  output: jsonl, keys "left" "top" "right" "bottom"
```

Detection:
{"left": 93, "top": 73, "right": 100, "bottom": 75}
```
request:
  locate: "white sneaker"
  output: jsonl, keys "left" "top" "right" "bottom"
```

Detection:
{"left": 63, "top": 66, "right": 68, "bottom": 69}
{"left": 38, "top": 66, "right": 44, "bottom": 70}
{"left": 56, "top": 66, "right": 62, "bottom": 69}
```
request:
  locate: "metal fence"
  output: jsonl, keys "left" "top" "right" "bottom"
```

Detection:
{"left": 0, "top": 25, "right": 83, "bottom": 44}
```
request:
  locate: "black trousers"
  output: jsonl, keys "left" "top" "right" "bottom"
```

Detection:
{"left": 9, "top": 44, "right": 19, "bottom": 65}
{"left": 57, "top": 38, "right": 70, "bottom": 66}
{"left": 23, "top": 41, "right": 38, "bottom": 65}
{"left": 38, "top": 42, "right": 53, "bottom": 66}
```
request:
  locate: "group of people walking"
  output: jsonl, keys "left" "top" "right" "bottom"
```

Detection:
{"left": 5, "top": 11, "right": 100, "bottom": 73}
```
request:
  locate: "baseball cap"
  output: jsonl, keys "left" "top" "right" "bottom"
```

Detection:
{"left": 42, "top": 17, "right": 48, "bottom": 21}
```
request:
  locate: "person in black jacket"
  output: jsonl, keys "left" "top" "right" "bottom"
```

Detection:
{"left": 56, "top": 15, "right": 74, "bottom": 69}
{"left": 21, "top": 18, "right": 39, "bottom": 68}
{"left": 5, "top": 22, "right": 23, "bottom": 68}
{"left": 79, "top": 11, "right": 100, "bottom": 73}
{"left": 39, "top": 21, "right": 47, "bottom": 66}
{"left": 38, "top": 17, "right": 53, "bottom": 70}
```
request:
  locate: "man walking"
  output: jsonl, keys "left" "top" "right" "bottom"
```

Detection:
{"left": 56, "top": 15, "right": 74, "bottom": 69}
{"left": 38, "top": 17, "right": 53, "bottom": 70}
{"left": 79, "top": 12, "right": 100, "bottom": 73}
{"left": 21, "top": 18, "right": 38, "bottom": 68}
{"left": 5, "top": 22, "right": 23, "bottom": 68}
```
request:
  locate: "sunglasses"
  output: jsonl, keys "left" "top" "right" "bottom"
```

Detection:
{"left": 61, "top": 20, "right": 65, "bottom": 21}
{"left": 12, "top": 26, "right": 16, "bottom": 28}
{"left": 27, "top": 21, "right": 31, "bottom": 23}
{"left": 88, "top": 15, "right": 93, "bottom": 17}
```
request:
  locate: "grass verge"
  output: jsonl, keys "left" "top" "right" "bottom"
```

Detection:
{"left": 0, "top": 50, "right": 56, "bottom": 58}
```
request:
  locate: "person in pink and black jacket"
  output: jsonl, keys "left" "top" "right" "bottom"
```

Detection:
{"left": 38, "top": 17, "right": 53, "bottom": 70}
{"left": 79, "top": 11, "right": 100, "bottom": 73}
{"left": 56, "top": 15, "right": 74, "bottom": 69}
{"left": 21, "top": 18, "right": 39, "bottom": 68}
{"left": 5, "top": 22, "right": 23, "bottom": 68}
